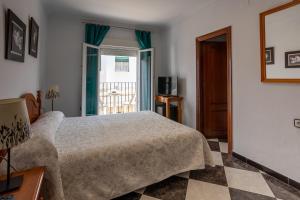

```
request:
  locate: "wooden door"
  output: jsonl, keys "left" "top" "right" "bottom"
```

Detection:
{"left": 202, "top": 41, "right": 227, "bottom": 138}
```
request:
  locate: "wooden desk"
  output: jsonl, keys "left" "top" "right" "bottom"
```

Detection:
{"left": 155, "top": 95, "right": 184, "bottom": 123}
{"left": 0, "top": 167, "right": 45, "bottom": 200}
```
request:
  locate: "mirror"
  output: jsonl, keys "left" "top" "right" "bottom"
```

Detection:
{"left": 260, "top": 0, "right": 300, "bottom": 83}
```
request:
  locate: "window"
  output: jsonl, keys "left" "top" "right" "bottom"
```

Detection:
{"left": 115, "top": 56, "right": 129, "bottom": 72}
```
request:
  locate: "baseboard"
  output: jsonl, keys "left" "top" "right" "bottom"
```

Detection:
{"left": 232, "top": 152, "right": 300, "bottom": 190}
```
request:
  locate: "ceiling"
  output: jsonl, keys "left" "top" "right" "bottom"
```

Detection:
{"left": 41, "top": 0, "right": 216, "bottom": 26}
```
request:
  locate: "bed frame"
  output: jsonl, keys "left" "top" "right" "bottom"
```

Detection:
{"left": 21, "top": 91, "right": 43, "bottom": 124}
{"left": 0, "top": 91, "right": 42, "bottom": 161}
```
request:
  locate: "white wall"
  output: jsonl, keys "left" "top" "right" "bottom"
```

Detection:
{"left": 100, "top": 56, "right": 137, "bottom": 83}
{"left": 43, "top": 15, "right": 83, "bottom": 116}
{"left": 0, "top": 0, "right": 47, "bottom": 99}
{"left": 163, "top": 0, "right": 300, "bottom": 182}
{"left": 45, "top": 14, "right": 163, "bottom": 116}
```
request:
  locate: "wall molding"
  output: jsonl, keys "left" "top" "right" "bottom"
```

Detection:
{"left": 233, "top": 152, "right": 300, "bottom": 190}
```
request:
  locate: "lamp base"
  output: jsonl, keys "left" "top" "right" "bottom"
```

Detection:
{"left": 0, "top": 175, "right": 23, "bottom": 194}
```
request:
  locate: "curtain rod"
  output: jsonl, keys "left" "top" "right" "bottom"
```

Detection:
{"left": 81, "top": 20, "right": 137, "bottom": 31}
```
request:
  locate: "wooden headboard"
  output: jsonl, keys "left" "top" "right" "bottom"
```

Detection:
{"left": 0, "top": 91, "right": 42, "bottom": 162}
{"left": 21, "top": 90, "right": 43, "bottom": 124}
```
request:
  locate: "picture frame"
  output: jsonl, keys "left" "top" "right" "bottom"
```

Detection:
{"left": 265, "top": 47, "right": 274, "bottom": 65}
{"left": 29, "top": 17, "right": 39, "bottom": 58}
{"left": 285, "top": 51, "right": 300, "bottom": 68}
{"left": 5, "top": 9, "right": 26, "bottom": 62}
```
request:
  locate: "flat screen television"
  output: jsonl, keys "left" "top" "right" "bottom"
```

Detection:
{"left": 158, "top": 76, "right": 178, "bottom": 96}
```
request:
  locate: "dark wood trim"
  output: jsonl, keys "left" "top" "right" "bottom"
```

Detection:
{"left": 260, "top": 0, "right": 300, "bottom": 83}
{"left": 196, "top": 26, "right": 233, "bottom": 154}
{"left": 233, "top": 152, "right": 300, "bottom": 190}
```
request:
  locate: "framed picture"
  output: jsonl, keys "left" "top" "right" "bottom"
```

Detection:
{"left": 5, "top": 9, "right": 26, "bottom": 62}
{"left": 285, "top": 51, "right": 300, "bottom": 68}
{"left": 29, "top": 17, "right": 39, "bottom": 58}
{"left": 265, "top": 47, "right": 274, "bottom": 65}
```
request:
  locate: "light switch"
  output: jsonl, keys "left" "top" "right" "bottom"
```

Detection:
{"left": 294, "top": 119, "right": 300, "bottom": 128}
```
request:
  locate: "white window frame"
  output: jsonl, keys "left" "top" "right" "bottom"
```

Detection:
{"left": 82, "top": 43, "right": 141, "bottom": 116}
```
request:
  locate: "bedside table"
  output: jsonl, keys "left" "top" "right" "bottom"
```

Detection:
{"left": 0, "top": 167, "right": 45, "bottom": 200}
{"left": 155, "top": 95, "right": 184, "bottom": 123}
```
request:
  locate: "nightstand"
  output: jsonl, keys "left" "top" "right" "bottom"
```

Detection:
{"left": 155, "top": 95, "right": 184, "bottom": 123}
{"left": 0, "top": 167, "right": 45, "bottom": 200}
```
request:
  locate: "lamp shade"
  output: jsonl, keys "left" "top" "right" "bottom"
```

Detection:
{"left": 46, "top": 85, "right": 60, "bottom": 100}
{"left": 0, "top": 98, "right": 31, "bottom": 150}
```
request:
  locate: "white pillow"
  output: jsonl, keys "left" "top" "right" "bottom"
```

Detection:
{"left": 31, "top": 111, "right": 65, "bottom": 144}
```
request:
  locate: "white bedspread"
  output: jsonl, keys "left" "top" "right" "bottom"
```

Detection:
{"left": 3, "top": 111, "right": 213, "bottom": 200}
{"left": 55, "top": 111, "right": 213, "bottom": 200}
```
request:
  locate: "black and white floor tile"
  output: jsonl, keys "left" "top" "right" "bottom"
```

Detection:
{"left": 114, "top": 139, "right": 300, "bottom": 200}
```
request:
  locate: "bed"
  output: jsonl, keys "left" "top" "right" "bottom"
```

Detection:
{"left": 2, "top": 92, "right": 214, "bottom": 200}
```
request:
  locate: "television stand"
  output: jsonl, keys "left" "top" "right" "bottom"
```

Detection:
{"left": 155, "top": 95, "right": 183, "bottom": 123}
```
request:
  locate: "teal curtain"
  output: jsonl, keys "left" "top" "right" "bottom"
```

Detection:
{"left": 135, "top": 30, "right": 151, "bottom": 49}
{"left": 135, "top": 30, "right": 152, "bottom": 111}
{"left": 140, "top": 51, "right": 152, "bottom": 111}
{"left": 85, "top": 24, "right": 110, "bottom": 46}
{"left": 85, "top": 24, "right": 110, "bottom": 116}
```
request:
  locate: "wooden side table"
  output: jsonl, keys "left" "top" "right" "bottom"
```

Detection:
{"left": 0, "top": 167, "right": 45, "bottom": 200}
{"left": 155, "top": 95, "right": 184, "bottom": 123}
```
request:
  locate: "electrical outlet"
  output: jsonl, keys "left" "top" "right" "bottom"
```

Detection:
{"left": 294, "top": 119, "right": 300, "bottom": 128}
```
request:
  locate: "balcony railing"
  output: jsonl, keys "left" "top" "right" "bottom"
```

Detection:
{"left": 99, "top": 82, "right": 137, "bottom": 115}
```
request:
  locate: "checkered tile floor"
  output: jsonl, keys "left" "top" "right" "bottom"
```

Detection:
{"left": 114, "top": 139, "right": 300, "bottom": 200}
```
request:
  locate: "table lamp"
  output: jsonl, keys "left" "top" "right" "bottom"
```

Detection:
{"left": 46, "top": 85, "right": 60, "bottom": 111}
{"left": 0, "top": 98, "right": 31, "bottom": 193}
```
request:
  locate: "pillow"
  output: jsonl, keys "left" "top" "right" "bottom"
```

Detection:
{"left": 31, "top": 111, "right": 65, "bottom": 144}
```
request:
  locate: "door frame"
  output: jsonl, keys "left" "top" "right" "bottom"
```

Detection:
{"left": 196, "top": 26, "right": 233, "bottom": 154}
